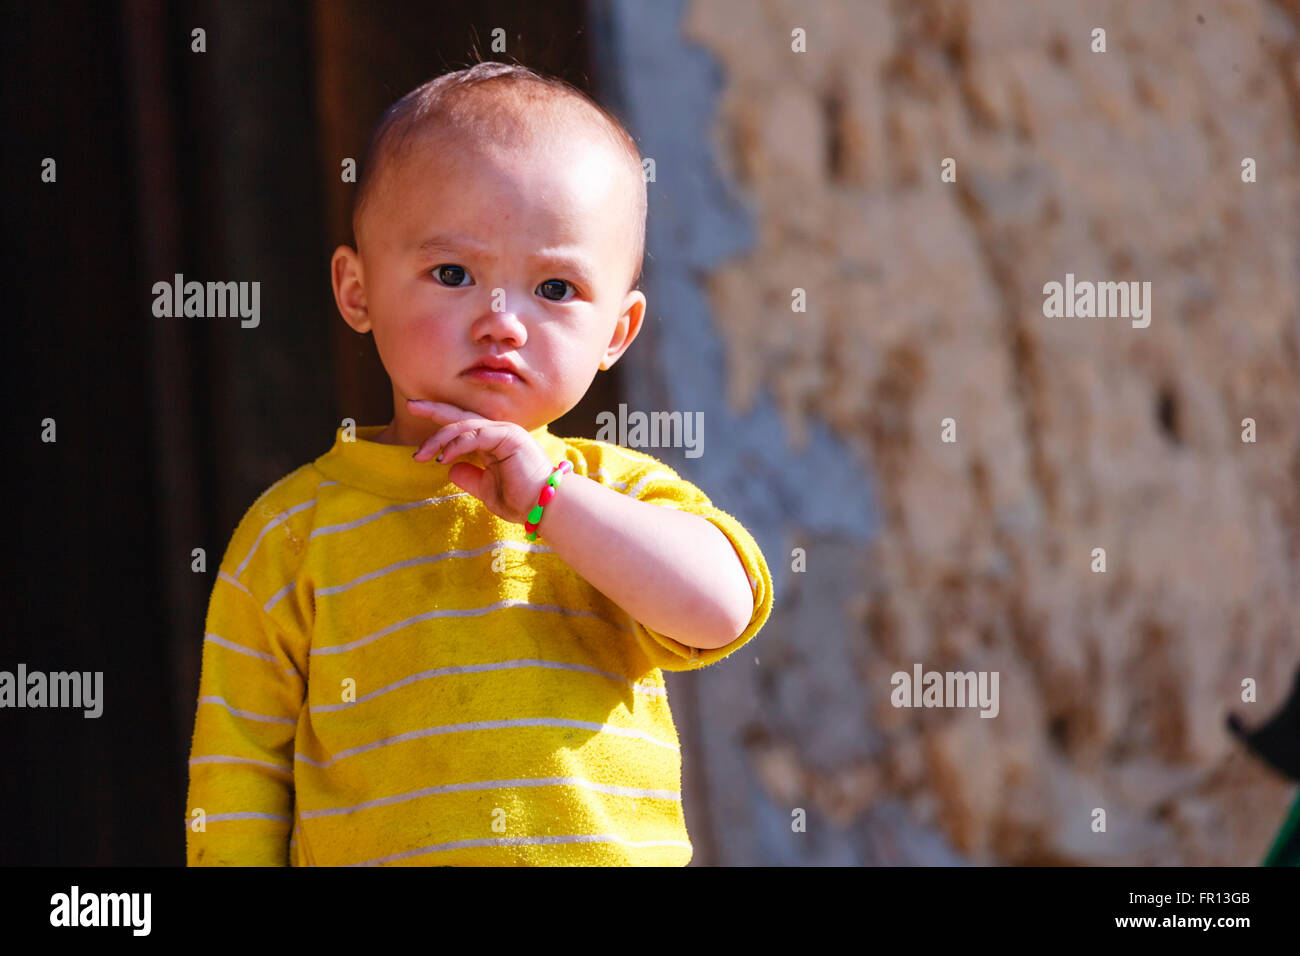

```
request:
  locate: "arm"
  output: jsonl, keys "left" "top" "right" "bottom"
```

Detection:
{"left": 533, "top": 472, "right": 755, "bottom": 651}
{"left": 404, "top": 400, "right": 762, "bottom": 653}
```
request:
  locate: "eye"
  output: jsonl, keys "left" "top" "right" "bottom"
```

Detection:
{"left": 431, "top": 264, "right": 472, "bottom": 287}
{"left": 537, "top": 278, "right": 576, "bottom": 302}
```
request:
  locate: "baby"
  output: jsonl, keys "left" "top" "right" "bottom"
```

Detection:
{"left": 185, "top": 61, "right": 773, "bottom": 866}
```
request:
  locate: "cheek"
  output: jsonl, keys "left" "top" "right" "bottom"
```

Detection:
{"left": 541, "top": 333, "right": 601, "bottom": 387}
{"left": 367, "top": 322, "right": 403, "bottom": 373}
{"left": 387, "top": 318, "right": 450, "bottom": 363}
{"left": 376, "top": 285, "right": 447, "bottom": 347}
{"left": 369, "top": 304, "right": 426, "bottom": 368}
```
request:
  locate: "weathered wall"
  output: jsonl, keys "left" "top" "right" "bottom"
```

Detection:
{"left": 603, "top": 0, "right": 1300, "bottom": 864}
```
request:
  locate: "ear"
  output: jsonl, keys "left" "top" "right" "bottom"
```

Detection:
{"left": 331, "top": 245, "right": 371, "bottom": 333}
{"left": 599, "top": 290, "right": 647, "bottom": 371}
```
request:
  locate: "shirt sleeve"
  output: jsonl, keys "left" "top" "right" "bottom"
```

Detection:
{"left": 185, "top": 512, "right": 308, "bottom": 866}
{"left": 617, "top": 461, "right": 774, "bottom": 672}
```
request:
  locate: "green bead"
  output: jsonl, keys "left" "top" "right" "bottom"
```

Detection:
{"left": 527, "top": 504, "right": 543, "bottom": 524}
{"left": 526, "top": 530, "right": 538, "bottom": 541}
{"left": 547, "top": 472, "right": 560, "bottom": 487}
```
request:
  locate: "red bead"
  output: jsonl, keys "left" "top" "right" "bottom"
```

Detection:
{"left": 538, "top": 484, "right": 555, "bottom": 506}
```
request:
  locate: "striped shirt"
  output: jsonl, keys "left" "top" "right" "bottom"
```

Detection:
{"left": 185, "top": 423, "right": 773, "bottom": 865}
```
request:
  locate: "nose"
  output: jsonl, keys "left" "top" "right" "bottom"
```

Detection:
{"left": 471, "top": 294, "right": 527, "bottom": 348}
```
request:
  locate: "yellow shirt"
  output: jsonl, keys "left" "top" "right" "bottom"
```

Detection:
{"left": 186, "top": 424, "right": 773, "bottom": 865}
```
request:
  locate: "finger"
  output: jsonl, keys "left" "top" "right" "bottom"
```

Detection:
{"left": 411, "top": 433, "right": 441, "bottom": 461}
{"left": 434, "top": 423, "right": 494, "bottom": 464}
{"left": 438, "top": 419, "right": 517, "bottom": 465}
{"left": 405, "top": 399, "right": 471, "bottom": 422}
{"left": 416, "top": 418, "right": 491, "bottom": 463}
{"left": 412, "top": 418, "right": 489, "bottom": 462}
{"left": 446, "top": 461, "right": 486, "bottom": 499}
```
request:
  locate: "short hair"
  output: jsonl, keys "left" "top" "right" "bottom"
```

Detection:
{"left": 351, "top": 61, "right": 647, "bottom": 293}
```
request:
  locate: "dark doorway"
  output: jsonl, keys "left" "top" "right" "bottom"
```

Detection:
{"left": 2, "top": 0, "right": 616, "bottom": 865}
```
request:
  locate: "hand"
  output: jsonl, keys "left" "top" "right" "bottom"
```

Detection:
{"left": 406, "top": 400, "right": 557, "bottom": 525}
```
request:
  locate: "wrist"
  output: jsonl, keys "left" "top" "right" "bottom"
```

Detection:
{"left": 514, "top": 463, "right": 547, "bottom": 521}
{"left": 522, "top": 459, "right": 573, "bottom": 540}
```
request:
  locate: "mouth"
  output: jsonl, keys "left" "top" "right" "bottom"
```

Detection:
{"left": 462, "top": 364, "right": 523, "bottom": 385}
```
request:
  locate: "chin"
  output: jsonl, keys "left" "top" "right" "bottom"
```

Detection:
{"left": 462, "top": 400, "right": 517, "bottom": 424}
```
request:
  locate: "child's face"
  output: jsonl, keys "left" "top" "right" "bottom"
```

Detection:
{"left": 332, "top": 129, "right": 645, "bottom": 442}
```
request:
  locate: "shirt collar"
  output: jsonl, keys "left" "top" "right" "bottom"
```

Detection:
{"left": 313, "top": 423, "right": 566, "bottom": 501}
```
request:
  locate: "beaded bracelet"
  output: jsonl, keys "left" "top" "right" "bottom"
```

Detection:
{"left": 523, "top": 460, "right": 573, "bottom": 541}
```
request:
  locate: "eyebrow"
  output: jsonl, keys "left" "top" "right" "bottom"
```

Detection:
{"left": 413, "top": 233, "right": 490, "bottom": 256}
{"left": 413, "top": 233, "right": 598, "bottom": 286}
